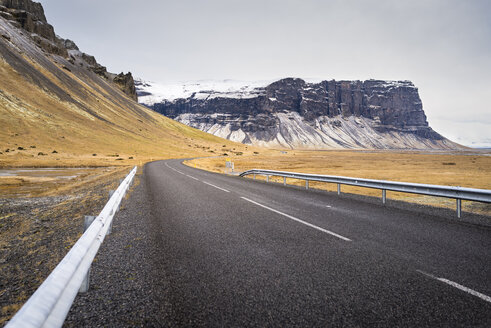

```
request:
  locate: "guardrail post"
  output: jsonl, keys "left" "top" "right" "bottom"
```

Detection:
{"left": 457, "top": 199, "right": 462, "bottom": 218}
{"left": 79, "top": 215, "right": 96, "bottom": 293}
{"left": 108, "top": 190, "right": 115, "bottom": 234}
{"left": 83, "top": 215, "right": 96, "bottom": 232}
{"left": 337, "top": 183, "right": 341, "bottom": 195}
{"left": 306, "top": 180, "right": 309, "bottom": 190}
{"left": 253, "top": 173, "right": 256, "bottom": 180}
{"left": 266, "top": 175, "right": 269, "bottom": 183}
{"left": 283, "top": 177, "right": 286, "bottom": 186}
{"left": 382, "top": 189, "right": 386, "bottom": 204}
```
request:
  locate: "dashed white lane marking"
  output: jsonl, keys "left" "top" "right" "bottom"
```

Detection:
{"left": 203, "top": 181, "right": 230, "bottom": 193}
{"left": 175, "top": 170, "right": 184, "bottom": 175}
{"left": 186, "top": 174, "right": 199, "bottom": 181}
{"left": 417, "top": 270, "right": 491, "bottom": 303}
{"left": 326, "top": 205, "right": 332, "bottom": 208}
{"left": 241, "top": 197, "right": 351, "bottom": 242}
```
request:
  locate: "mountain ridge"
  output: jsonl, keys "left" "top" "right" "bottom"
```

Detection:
{"left": 137, "top": 78, "right": 461, "bottom": 150}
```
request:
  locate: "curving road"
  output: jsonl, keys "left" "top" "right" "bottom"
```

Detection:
{"left": 66, "top": 159, "right": 491, "bottom": 327}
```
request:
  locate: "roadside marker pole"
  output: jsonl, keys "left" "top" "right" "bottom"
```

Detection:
{"left": 382, "top": 189, "right": 387, "bottom": 204}
{"left": 457, "top": 199, "right": 462, "bottom": 218}
{"left": 337, "top": 183, "right": 341, "bottom": 195}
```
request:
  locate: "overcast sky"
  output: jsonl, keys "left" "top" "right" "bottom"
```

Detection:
{"left": 39, "top": 0, "right": 491, "bottom": 147}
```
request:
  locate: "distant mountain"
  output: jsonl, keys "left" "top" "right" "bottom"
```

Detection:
{"left": 0, "top": 0, "right": 236, "bottom": 166}
{"left": 136, "top": 78, "right": 462, "bottom": 150}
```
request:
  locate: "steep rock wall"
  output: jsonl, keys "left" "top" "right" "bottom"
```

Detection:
{"left": 142, "top": 78, "right": 455, "bottom": 149}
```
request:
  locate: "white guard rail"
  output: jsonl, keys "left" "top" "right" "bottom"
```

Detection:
{"left": 6, "top": 166, "right": 137, "bottom": 328}
{"left": 239, "top": 169, "right": 491, "bottom": 218}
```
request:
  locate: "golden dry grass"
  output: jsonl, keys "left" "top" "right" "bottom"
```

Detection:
{"left": 185, "top": 149, "right": 491, "bottom": 216}
{"left": 0, "top": 166, "right": 134, "bottom": 325}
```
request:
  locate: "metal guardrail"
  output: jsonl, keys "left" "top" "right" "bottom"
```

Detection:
{"left": 6, "top": 166, "right": 137, "bottom": 328}
{"left": 239, "top": 169, "right": 491, "bottom": 218}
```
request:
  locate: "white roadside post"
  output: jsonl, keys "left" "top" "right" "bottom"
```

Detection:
{"left": 225, "top": 158, "right": 233, "bottom": 174}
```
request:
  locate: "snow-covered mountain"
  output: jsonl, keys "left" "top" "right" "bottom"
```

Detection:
{"left": 136, "top": 78, "right": 462, "bottom": 150}
{"left": 136, "top": 79, "right": 273, "bottom": 105}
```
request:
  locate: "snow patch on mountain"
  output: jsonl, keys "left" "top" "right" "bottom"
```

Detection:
{"left": 135, "top": 78, "right": 274, "bottom": 105}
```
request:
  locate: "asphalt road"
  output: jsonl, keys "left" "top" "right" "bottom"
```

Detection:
{"left": 67, "top": 159, "right": 491, "bottom": 327}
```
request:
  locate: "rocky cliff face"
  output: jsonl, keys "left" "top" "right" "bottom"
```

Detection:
{"left": 113, "top": 72, "right": 137, "bottom": 101}
{"left": 138, "top": 78, "right": 459, "bottom": 149}
{"left": 0, "top": 0, "right": 137, "bottom": 100}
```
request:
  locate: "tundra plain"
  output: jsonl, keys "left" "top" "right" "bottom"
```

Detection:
{"left": 186, "top": 149, "right": 491, "bottom": 216}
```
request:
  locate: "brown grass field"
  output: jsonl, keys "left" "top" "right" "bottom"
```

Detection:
{"left": 185, "top": 149, "right": 491, "bottom": 216}
{"left": 0, "top": 166, "right": 131, "bottom": 324}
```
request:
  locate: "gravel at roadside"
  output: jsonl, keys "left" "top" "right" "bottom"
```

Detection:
{"left": 65, "top": 170, "right": 165, "bottom": 327}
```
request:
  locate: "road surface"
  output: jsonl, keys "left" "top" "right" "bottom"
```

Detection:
{"left": 66, "top": 159, "right": 491, "bottom": 327}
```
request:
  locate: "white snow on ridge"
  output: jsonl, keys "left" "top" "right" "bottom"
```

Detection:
{"left": 136, "top": 77, "right": 417, "bottom": 106}
{"left": 135, "top": 78, "right": 275, "bottom": 105}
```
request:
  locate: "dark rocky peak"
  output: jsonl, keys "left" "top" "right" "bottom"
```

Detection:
{"left": 0, "top": 0, "right": 138, "bottom": 101}
{"left": 113, "top": 72, "right": 137, "bottom": 101}
{"left": 0, "top": 0, "right": 64, "bottom": 56}
{"left": 63, "top": 38, "right": 78, "bottom": 50}
{"left": 0, "top": 0, "right": 46, "bottom": 22}
{"left": 0, "top": 0, "right": 53, "bottom": 40}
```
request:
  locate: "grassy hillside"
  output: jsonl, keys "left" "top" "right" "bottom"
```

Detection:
{"left": 0, "top": 16, "right": 250, "bottom": 168}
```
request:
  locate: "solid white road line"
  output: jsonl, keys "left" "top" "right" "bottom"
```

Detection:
{"left": 165, "top": 162, "right": 183, "bottom": 174}
{"left": 203, "top": 181, "right": 230, "bottom": 193}
{"left": 165, "top": 162, "right": 178, "bottom": 172}
{"left": 240, "top": 197, "right": 351, "bottom": 241}
{"left": 417, "top": 270, "right": 491, "bottom": 303}
{"left": 186, "top": 174, "right": 199, "bottom": 181}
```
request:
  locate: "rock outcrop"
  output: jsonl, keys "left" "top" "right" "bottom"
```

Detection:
{"left": 113, "top": 72, "right": 138, "bottom": 101}
{"left": 139, "top": 78, "right": 460, "bottom": 149}
{"left": 0, "top": 0, "right": 138, "bottom": 100}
